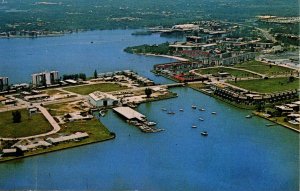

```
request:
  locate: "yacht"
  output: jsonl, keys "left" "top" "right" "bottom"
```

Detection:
{"left": 179, "top": 109, "right": 184, "bottom": 112}
{"left": 211, "top": 112, "right": 217, "bottom": 115}
{"left": 192, "top": 125, "right": 197, "bottom": 128}
{"left": 199, "top": 118, "right": 204, "bottom": 121}
{"left": 192, "top": 105, "right": 197, "bottom": 109}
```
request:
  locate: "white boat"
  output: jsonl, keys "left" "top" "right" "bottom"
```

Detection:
{"left": 201, "top": 131, "right": 208, "bottom": 136}
{"left": 192, "top": 105, "right": 197, "bottom": 109}
{"left": 99, "top": 110, "right": 106, "bottom": 117}
{"left": 192, "top": 125, "right": 197, "bottom": 128}
{"left": 146, "top": 121, "right": 157, "bottom": 126}
{"left": 199, "top": 118, "right": 204, "bottom": 121}
{"left": 161, "top": 108, "right": 167, "bottom": 111}
{"left": 245, "top": 115, "right": 252, "bottom": 118}
{"left": 179, "top": 109, "right": 184, "bottom": 111}
{"left": 211, "top": 112, "right": 217, "bottom": 115}
{"left": 199, "top": 108, "right": 205, "bottom": 111}
{"left": 167, "top": 111, "right": 175, "bottom": 115}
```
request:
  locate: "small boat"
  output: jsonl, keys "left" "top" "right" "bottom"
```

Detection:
{"left": 199, "top": 108, "right": 206, "bottom": 111}
{"left": 167, "top": 111, "right": 175, "bottom": 115}
{"left": 266, "top": 124, "right": 276, "bottom": 127}
{"left": 90, "top": 41, "right": 94, "bottom": 43}
{"left": 192, "top": 125, "right": 197, "bottom": 128}
{"left": 146, "top": 121, "right": 157, "bottom": 126}
{"left": 245, "top": 115, "right": 252, "bottom": 118}
{"left": 201, "top": 131, "right": 208, "bottom": 136}
{"left": 99, "top": 110, "right": 106, "bottom": 117}
{"left": 192, "top": 105, "right": 197, "bottom": 109}
{"left": 179, "top": 109, "right": 184, "bottom": 112}
{"left": 211, "top": 112, "right": 217, "bottom": 115}
{"left": 161, "top": 108, "right": 167, "bottom": 111}
{"left": 199, "top": 118, "right": 204, "bottom": 121}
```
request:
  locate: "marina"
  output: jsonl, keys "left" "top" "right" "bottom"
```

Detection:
{"left": 113, "top": 106, "right": 163, "bottom": 133}
{"left": 0, "top": 30, "right": 298, "bottom": 191}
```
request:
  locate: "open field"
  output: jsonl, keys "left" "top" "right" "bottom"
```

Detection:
{"left": 64, "top": 83, "right": 129, "bottom": 95}
{"left": 188, "top": 83, "right": 206, "bottom": 90}
{"left": 233, "top": 61, "right": 294, "bottom": 75}
{"left": 43, "top": 89, "right": 68, "bottom": 96}
{"left": 228, "top": 77, "right": 299, "bottom": 93}
{"left": 46, "top": 101, "right": 87, "bottom": 116}
{"left": 196, "top": 67, "right": 259, "bottom": 78}
{"left": 0, "top": 109, "right": 52, "bottom": 138}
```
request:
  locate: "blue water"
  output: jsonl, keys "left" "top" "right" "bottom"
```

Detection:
{"left": 0, "top": 31, "right": 299, "bottom": 191}
{"left": 0, "top": 30, "right": 180, "bottom": 84}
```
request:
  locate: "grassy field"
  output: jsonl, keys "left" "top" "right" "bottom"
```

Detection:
{"left": 0, "top": 109, "right": 52, "bottom": 138}
{"left": 46, "top": 101, "right": 84, "bottom": 116}
{"left": 188, "top": 83, "right": 206, "bottom": 89}
{"left": 197, "top": 67, "right": 259, "bottom": 78}
{"left": 64, "top": 83, "right": 129, "bottom": 95}
{"left": 43, "top": 89, "right": 68, "bottom": 96}
{"left": 228, "top": 77, "right": 299, "bottom": 93}
{"left": 233, "top": 61, "right": 294, "bottom": 75}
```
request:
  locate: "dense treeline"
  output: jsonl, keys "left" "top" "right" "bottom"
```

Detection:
{"left": 124, "top": 43, "right": 172, "bottom": 55}
{"left": 0, "top": 0, "right": 298, "bottom": 33}
{"left": 63, "top": 73, "right": 86, "bottom": 81}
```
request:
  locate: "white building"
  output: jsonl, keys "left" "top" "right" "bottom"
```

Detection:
{"left": 0, "top": 77, "right": 8, "bottom": 91}
{"left": 32, "top": 71, "right": 59, "bottom": 87}
{"left": 89, "top": 91, "right": 119, "bottom": 107}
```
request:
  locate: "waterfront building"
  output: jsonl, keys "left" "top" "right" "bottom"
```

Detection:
{"left": 32, "top": 71, "right": 59, "bottom": 88}
{"left": 89, "top": 91, "right": 119, "bottom": 107}
{"left": 0, "top": 77, "right": 8, "bottom": 91}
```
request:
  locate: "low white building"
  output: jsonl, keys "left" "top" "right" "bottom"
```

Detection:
{"left": 89, "top": 91, "right": 119, "bottom": 107}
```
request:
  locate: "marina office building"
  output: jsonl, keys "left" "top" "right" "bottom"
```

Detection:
{"left": 0, "top": 77, "right": 9, "bottom": 92}
{"left": 32, "top": 71, "right": 59, "bottom": 88}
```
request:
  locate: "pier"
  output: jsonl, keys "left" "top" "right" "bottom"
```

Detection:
{"left": 113, "top": 107, "right": 163, "bottom": 133}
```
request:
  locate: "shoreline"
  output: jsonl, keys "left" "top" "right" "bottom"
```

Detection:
{"left": 0, "top": 135, "right": 115, "bottom": 163}
{"left": 252, "top": 112, "right": 300, "bottom": 133}
{"left": 144, "top": 53, "right": 189, "bottom": 61}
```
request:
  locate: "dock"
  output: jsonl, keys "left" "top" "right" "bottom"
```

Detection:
{"left": 113, "top": 107, "right": 163, "bottom": 133}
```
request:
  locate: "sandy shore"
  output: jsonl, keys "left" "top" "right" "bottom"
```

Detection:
{"left": 145, "top": 53, "right": 189, "bottom": 61}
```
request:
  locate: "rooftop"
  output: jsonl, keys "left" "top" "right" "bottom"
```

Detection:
{"left": 113, "top": 107, "right": 146, "bottom": 121}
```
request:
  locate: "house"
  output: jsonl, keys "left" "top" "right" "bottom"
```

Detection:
{"left": 89, "top": 91, "right": 119, "bottom": 107}
{"left": 46, "top": 132, "right": 89, "bottom": 145}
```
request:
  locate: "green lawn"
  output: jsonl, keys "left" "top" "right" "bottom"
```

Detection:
{"left": 0, "top": 109, "right": 52, "bottom": 138}
{"left": 64, "top": 83, "right": 129, "bottom": 95}
{"left": 228, "top": 77, "right": 299, "bottom": 93}
{"left": 233, "top": 61, "right": 294, "bottom": 75}
{"left": 197, "top": 67, "right": 259, "bottom": 78}
{"left": 61, "top": 118, "right": 112, "bottom": 141}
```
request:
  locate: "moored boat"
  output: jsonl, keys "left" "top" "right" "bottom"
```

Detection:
{"left": 199, "top": 118, "right": 204, "bottom": 121}
{"left": 192, "top": 125, "right": 197, "bottom": 128}
{"left": 211, "top": 112, "right": 217, "bottom": 115}
{"left": 201, "top": 131, "right": 208, "bottom": 136}
{"left": 245, "top": 115, "right": 252, "bottom": 118}
{"left": 192, "top": 105, "right": 197, "bottom": 109}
